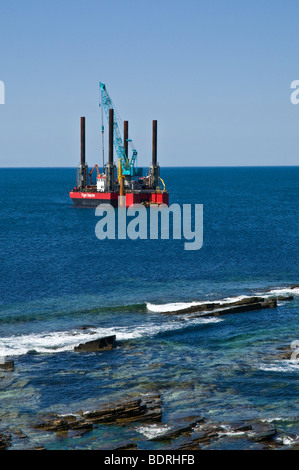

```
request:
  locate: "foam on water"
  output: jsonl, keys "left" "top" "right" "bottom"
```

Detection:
{"left": 0, "top": 316, "right": 222, "bottom": 357}
{"left": 258, "top": 360, "right": 299, "bottom": 373}
{"left": 261, "top": 286, "right": 299, "bottom": 297}
{"left": 135, "top": 423, "right": 172, "bottom": 439}
{"left": 281, "top": 435, "right": 299, "bottom": 446}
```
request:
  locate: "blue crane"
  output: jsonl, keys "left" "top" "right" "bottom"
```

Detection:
{"left": 99, "top": 82, "right": 138, "bottom": 177}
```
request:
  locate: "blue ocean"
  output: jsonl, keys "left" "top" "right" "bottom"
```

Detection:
{"left": 0, "top": 166, "right": 298, "bottom": 450}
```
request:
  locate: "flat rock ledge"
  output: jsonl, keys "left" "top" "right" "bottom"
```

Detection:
{"left": 269, "top": 344, "right": 298, "bottom": 361}
{"left": 10, "top": 414, "right": 299, "bottom": 450}
{"left": 161, "top": 296, "right": 279, "bottom": 317}
{"left": 33, "top": 394, "right": 162, "bottom": 433}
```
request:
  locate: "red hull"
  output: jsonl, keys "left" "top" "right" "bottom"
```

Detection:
{"left": 70, "top": 191, "right": 169, "bottom": 207}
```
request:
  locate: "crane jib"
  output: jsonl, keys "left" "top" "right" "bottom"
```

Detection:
{"left": 100, "top": 82, "right": 138, "bottom": 177}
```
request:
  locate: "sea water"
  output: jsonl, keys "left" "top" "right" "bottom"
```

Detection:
{"left": 0, "top": 167, "right": 298, "bottom": 449}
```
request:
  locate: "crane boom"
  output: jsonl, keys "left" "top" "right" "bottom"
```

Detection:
{"left": 99, "top": 82, "right": 138, "bottom": 176}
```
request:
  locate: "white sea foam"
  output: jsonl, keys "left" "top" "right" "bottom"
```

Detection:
{"left": 147, "top": 301, "right": 205, "bottom": 313}
{"left": 218, "top": 424, "right": 247, "bottom": 437}
{"left": 281, "top": 435, "right": 299, "bottom": 446}
{"left": 259, "top": 286, "right": 299, "bottom": 297}
{"left": 0, "top": 316, "right": 222, "bottom": 357}
{"left": 135, "top": 423, "right": 172, "bottom": 439}
{"left": 260, "top": 417, "right": 285, "bottom": 423}
{"left": 261, "top": 416, "right": 299, "bottom": 423}
{"left": 218, "top": 430, "right": 246, "bottom": 437}
{"left": 258, "top": 360, "right": 299, "bottom": 373}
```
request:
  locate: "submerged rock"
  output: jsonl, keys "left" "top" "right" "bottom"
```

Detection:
{"left": 12, "top": 428, "right": 28, "bottom": 439}
{"left": 270, "top": 344, "right": 296, "bottom": 361}
{"left": 0, "top": 361, "right": 14, "bottom": 372}
{"left": 0, "top": 432, "right": 11, "bottom": 450}
{"left": 113, "top": 442, "right": 138, "bottom": 450}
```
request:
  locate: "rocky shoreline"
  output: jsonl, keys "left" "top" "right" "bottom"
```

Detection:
{"left": 1, "top": 394, "right": 298, "bottom": 450}
{"left": 33, "top": 393, "right": 162, "bottom": 432}
{"left": 0, "top": 287, "right": 298, "bottom": 450}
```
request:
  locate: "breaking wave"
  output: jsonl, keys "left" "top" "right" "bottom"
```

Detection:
{"left": 0, "top": 316, "right": 222, "bottom": 357}
{"left": 146, "top": 286, "right": 299, "bottom": 313}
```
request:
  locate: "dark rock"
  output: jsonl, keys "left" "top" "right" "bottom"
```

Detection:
{"left": 289, "top": 442, "right": 299, "bottom": 450}
{"left": 194, "top": 422, "right": 222, "bottom": 438}
{"left": 247, "top": 422, "right": 277, "bottom": 442}
{"left": 68, "top": 420, "right": 93, "bottom": 437}
{"left": 0, "top": 361, "right": 14, "bottom": 372}
{"left": 178, "top": 431, "right": 210, "bottom": 449}
{"left": 279, "top": 351, "right": 293, "bottom": 360}
{"left": 74, "top": 335, "right": 116, "bottom": 352}
{"left": 162, "top": 296, "right": 263, "bottom": 315}
{"left": 229, "top": 422, "right": 252, "bottom": 432}
{"left": 273, "top": 345, "right": 294, "bottom": 360}
{"left": 275, "top": 295, "right": 294, "bottom": 301}
{"left": 212, "top": 300, "right": 277, "bottom": 317}
{"left": 114, "top": 443, "right": 138, "bottom": 450}
{"left": 68, "top": 419, "right": 93, "bottom": 431}
{"left": 0, "top": 432, "right": 11, "bottom": 450}
{"left": 33, "top": 414, "right": 76, "bottom": 432}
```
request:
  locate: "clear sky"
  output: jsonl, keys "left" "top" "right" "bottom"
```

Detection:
{"left": 0, "top": 0, "right": 299, "bottom": 167}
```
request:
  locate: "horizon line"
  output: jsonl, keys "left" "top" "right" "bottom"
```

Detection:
{"left": 0, "top": 165, "right": 298, "bottom": 169}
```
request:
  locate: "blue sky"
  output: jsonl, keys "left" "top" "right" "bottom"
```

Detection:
{"left": 0, "top": 0, "right": 299, "bottom": 167}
